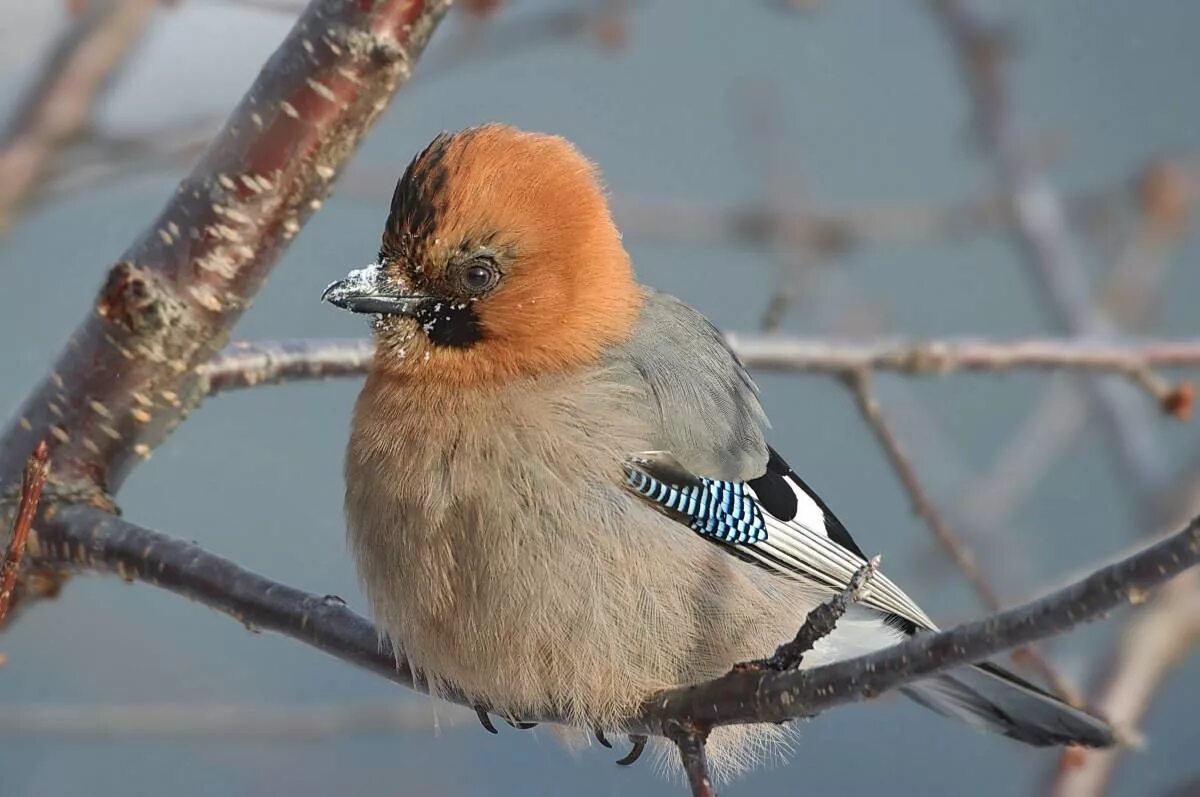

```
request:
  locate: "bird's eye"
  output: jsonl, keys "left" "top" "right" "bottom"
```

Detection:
{"left": 459, "top": 260, "right": 499, "bottom": 294}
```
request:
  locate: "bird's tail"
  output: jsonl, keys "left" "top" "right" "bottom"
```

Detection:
{"left": 902, "top": 662, "right": 1115, "bottom": 748}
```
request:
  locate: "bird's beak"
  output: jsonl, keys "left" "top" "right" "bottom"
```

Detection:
{"left": 321, "top": 264, "right": 428, "bottom": 317}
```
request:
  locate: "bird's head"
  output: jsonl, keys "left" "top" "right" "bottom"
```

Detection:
{"left": 323, "top": 125, "right": 641, "bottom": 385}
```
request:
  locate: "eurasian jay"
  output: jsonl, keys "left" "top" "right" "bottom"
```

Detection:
{"left": 322, "top": 124, "right": 1113, "bottom": 779}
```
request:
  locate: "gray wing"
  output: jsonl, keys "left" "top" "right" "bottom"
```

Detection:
{"left": 611, "top": 289, "right": 937, "bottom": 631}
{"left": 607, "top": 288, "right": 769, "bottom": 481}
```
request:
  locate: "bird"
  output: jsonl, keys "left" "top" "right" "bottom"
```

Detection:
{"left": 321, "top": 124, "right": 1115, "bottom": 779}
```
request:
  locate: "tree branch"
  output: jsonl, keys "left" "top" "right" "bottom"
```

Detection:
{"left": 199, "top": 336, "right": 1200, "bottom": 409}
{"left": 201, "top": 338, "right": 375, "bottom": 395}
{"left": 0, "top": 0, "right": 452, "bottom": 499}
{"left": 29, "top": 503, "right": 1200, "bottom": 737}
{"left": 642, "top": 514, "right": 1198, "bottom": 732}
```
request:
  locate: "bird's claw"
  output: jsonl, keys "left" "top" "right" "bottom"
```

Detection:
{"left": 595, "top": 728, "right": 613, "bottom": 748}
{"left": 615, "top": 734, "right": 647, "bottom": 766}
{"left": 474, "top": 705, "right": 536, "bottom": 734}
{"left": 475, "top": 706, "right": 499, "bottom": 734}
{"left": 505, "top": 718, "right": 538, "bottom": 730}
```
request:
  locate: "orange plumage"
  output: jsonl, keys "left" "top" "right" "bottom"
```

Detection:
{"left": 369, "top": 125, "right": 642, "bottom": 386}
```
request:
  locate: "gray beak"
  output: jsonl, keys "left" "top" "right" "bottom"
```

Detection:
{"left": 321, "top": 264, "right": 428, "bottom": 316}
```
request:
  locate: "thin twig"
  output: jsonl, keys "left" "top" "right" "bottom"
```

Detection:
{"left": 31, "top": 503, "right": 1200, "bottom": 735}
{"left": 0, "top": 441, "right": 51, "bottom": 625}
{"left": 844, "top": 370, "right": 1000, "bottom": 607}
{"left": 749, "top": 557, "right": 878, "bottom": 671}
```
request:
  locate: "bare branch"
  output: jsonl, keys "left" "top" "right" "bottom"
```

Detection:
{"left": 29, "top": 503, "right": 1200, "bottom": 735}
{"left": 201, "top": 338, "right": 374, "bottom": 395}
{"left": 199, "top": 336, "right": 1200, "bottom": 398}
{"left": 0, "top": 0, "right": 155, "bottom": 230}
{"left": 0, "top": 442, "right": 51, "bottom": 625}
{"left": 747, "top": 557, "right": 879, "bottom": 671}
{"left": 643, "top": 515, "right": 1198, "bottom": 732}
{"left": 35, "top": 505, "right": 412, "bottom": 685}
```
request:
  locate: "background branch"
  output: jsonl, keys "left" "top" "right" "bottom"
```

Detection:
{"left": 929, "top": 0, "right": 1172, "bottom": 502}
{"left": 840, "top": 369, "right": 1078, "bottom": 702}
{"left": 199, "top": 336, "right": 1200, "bottom": 397}
{"left": 0, "top": 0, "right": 155, "bottom": 230}
{"left": 1048, "top": 571, "right": 1200, "bottom": 797}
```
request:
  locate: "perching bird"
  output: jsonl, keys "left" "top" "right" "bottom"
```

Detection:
{"left": 322, "top": 124, "right": 1114, "bottom": 778}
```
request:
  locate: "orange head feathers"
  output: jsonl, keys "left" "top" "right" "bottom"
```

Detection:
{"left": 323, "top": 124, "right": 642, "bottom": 386}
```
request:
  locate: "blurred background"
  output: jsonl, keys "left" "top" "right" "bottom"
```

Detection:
{"left": 1, "top": 1, "right": 1198, "bottom": 795}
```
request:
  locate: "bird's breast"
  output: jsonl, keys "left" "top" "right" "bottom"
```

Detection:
{"left": 343, "top": 368, "right": 648, "bottom": 638}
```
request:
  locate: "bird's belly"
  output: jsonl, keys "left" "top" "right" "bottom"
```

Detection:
{"left": 346, "top": 459, "right": 818, "bottom": 725}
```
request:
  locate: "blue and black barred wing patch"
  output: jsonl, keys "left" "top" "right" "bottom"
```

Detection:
{"left": 623, "top": 449, "right": 937, "bottom": 631}
{"left": 624, "top": 452, "right": 768, "bottom": 544}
